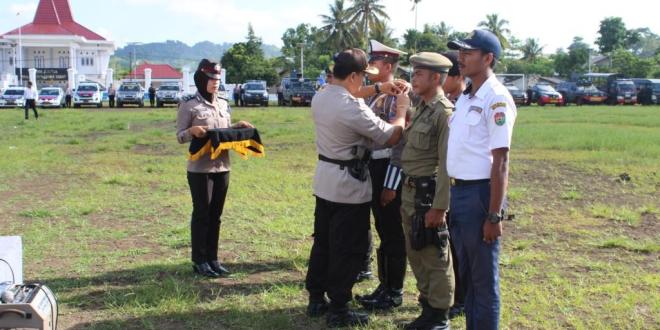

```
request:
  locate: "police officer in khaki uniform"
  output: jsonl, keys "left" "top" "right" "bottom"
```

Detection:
{"left": 400, "top": 52, "right": 455, "bottom": 330}
{"left": 176, "top": 59, "right": 254, "bottom": 278}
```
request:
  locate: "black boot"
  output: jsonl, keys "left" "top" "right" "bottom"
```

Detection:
{"left": 424, "top": 307, "right": 451, "bottom": 330}
{"left": 192, "top": 262, "right": 220, "bottom": 278}
{"left": 208, "top": 260, "right": 230, "bottom": 276}
{"left": 448, "top": 303, "right": 464, "bottom": 319}
{"left": 404, "top": 298, "right": 433, "bottom": 330}
{"left": 306, "top": 296, "right": 329, "bottom": 318}
{"left": 326, "top": 308, "right": 369, "bottom": 328}
{"left": 356, "top": 249, "right": 386, "bottom": 301}
{"left": 359, "top": 288, "right": 403, "bottom": 310}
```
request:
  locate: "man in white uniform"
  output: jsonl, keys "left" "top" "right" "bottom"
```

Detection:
{"left": 446, "top": 29, "right": 517, "bottom": 330}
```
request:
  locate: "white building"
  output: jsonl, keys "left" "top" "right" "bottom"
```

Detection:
{"left": 0, "top": 0, "right": 115, "bottom": 90}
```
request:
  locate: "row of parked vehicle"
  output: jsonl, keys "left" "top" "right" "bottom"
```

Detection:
{"left": 505, "top": 75, "right": 660, "bottom": 107}
{"left": 0, "top": 82, "right": 186, "bottom": 109}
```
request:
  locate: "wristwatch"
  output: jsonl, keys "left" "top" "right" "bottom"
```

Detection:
{"left": 374, "top": 83, "right": 381, "bottom": 94}
{"left": 487, "top": 212, "right": 503, "bottom": 224}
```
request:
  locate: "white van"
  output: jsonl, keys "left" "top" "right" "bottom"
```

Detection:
{"left": 74, "top": 82, "right": 103, "bottom": 108}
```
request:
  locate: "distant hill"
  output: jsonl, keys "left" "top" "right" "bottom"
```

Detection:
{"left": 111, "top": 40, "right": 281, "bottom": 69}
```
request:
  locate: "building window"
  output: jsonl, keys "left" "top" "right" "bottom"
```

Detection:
{"left": 34, "top": 56, "right": 45, "bottom": 68}
{"left": 9, "top": 57, "right": 14, "bottom": 66}
{"left": 59, "top": 56, "right": 69, "bottom": 68}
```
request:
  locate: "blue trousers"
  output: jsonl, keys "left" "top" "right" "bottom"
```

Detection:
{"left": 449, "top": 182, "right": 501, "bottom": 330}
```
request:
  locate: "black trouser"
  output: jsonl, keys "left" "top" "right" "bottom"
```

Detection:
{"left": 233, "top": 93, "right": 240, "bottom": 106}
{"left": 187, "top": 171, "right": 230, "bottom": 264}
{"left": 149, "top": 95, "right": 155, "bottom": 107}
{"left": 448, "top": 211, "right": 465, "bottom": 308}
{"left": 368, "top": 158, "right": 406, "bottom": 289}
{"left": 65, "top": 95, "right": 72, "bottom": 108}
{"left": 306, "top": 197, "right": 370, "bottom": 312}
{"left": 109, "top": 95, "right": 115, "bottom": 107}
{"left": 24, "top": 99, "right": 38, "bottom": 119}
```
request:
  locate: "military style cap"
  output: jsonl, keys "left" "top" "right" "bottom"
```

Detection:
{"left": 197, "top": 59, "right": 222, "bottom": 80}
{"left": 448, "top": 29, "right": 502, "bottom": 59}
{"left": 441, "top": 51, "right": 460, "bottom": 77}
{"left": 409, "top": 52, "right": 452, "bottom": 73}
{"left": 369, "top": 40, "right": 407, "bottom": 62}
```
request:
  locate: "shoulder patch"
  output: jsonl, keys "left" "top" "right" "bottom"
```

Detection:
{"left": 494, "top": 112, "right": 506, "bottom": 126}
{"left": 490, "top": 102, "right": 507, "bottom": 110}
{"left": 439, "top": 97, "right": 455, "bottom": 110}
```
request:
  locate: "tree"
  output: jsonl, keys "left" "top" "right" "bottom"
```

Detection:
{"left": 596, "top": 17, "right": 627, "bottom": 53}
{"left": 346, "top": 0, "right": 389, "bottom": 47}
{"left": 553, "top": 37, "right": 591, "bottom": 77}
{"left": 320, "top": 0, "right": 359, "bottom": 51}
{"left": 281, "top": 24, "right": 329, "bottom": 79}
{"left": 478, "top": 14, "right": 511, "bottom": 49}
{"left": 521, "top": 38, "right": 544, "bottom": 61}
{"left": 370, "top": 20, "right": 398, "bottom": 47}
{"left": 610, "top": 48, "right": 654, "bottom": 77}
{"left": 626, "top": 28, "right": 660, "bottom": 57}
{"left": 221, "top": 25, "right": 278, "bottom": 85}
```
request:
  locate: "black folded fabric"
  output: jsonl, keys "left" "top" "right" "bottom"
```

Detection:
{"left": 189, "top": 128, "right": 265, "bottom": 161}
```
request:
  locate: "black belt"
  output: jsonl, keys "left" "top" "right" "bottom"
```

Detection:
{"left": 318, "top": 154, "right": 358, "bottom": 168}
{"left": 450, "top": 178, "right": 490, "bottom": 186}
{"left": 403, "top": 175, "right": 434, "bottom": 188}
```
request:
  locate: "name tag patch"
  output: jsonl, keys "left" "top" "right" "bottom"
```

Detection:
{"left": 490, "top": 102, "right": 507, "bottom": 110}
{"left": 469, "top": 106, "right": 483, "bottom": 114}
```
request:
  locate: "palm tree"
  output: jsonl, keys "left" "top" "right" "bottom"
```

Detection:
{"left": 347, "top": 0, "right": 390, "bottom": 47}
{"left": 478, "top": 14, "right": 511, "bottom": 49}
{"left": 320, "top": 0, "right": 359, "bottom": 50}
{"left": 521, "top": 38, "right": 544, "bottom": 61}
{"left": 410, "top": 0, "right": 423, "bottom": 31}
{"left": 370, "top": 20, "right": 397, "bottom": 46}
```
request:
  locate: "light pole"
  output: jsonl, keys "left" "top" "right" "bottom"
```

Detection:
{"left": 299, "top": 43, "right": 304, "bottom": 80}
{"left": 17, "top": 11, "right": 22, "bottom": 86}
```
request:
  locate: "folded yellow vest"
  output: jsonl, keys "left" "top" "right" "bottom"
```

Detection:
{"left": 189, "top": 128, "right": 265, "bottom": 161}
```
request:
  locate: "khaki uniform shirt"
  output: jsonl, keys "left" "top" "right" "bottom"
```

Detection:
{"left": 176, "top": 93, "right": 232, "bottom": 173}
{"left": 312, "top": 84, "right": 395, "bottom": 204}
{"left": 401, "top": 94, "right": 454, "bottom": 210}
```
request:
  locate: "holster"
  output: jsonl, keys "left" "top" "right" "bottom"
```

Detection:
{"left": 409, "top": 176, "right": 449, "bottom": 252}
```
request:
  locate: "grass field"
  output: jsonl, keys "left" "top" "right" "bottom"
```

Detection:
{"left": 0, "top": 104, "right": 658, "bottom": 330}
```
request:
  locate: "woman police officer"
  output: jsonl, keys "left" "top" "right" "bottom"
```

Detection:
{"left": 176, "top": 59, "right": 254, "bottom": 278}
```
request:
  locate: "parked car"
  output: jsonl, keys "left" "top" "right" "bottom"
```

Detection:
{"left": 527, "top": 84, "right": 563, "bottom": 106}
{"left": 241, "top": 81, "right": 269, "bottom": 107}
{"left": 505, "top": 85, "right": 527, "bottom": 106}
{"left": 282, "top": 78, "right": 316, "bottom": 106}
{"left": 156, "top": 83, "right": 182, "bottom": 107}
{"left": 74, "top": 82, "right": 104, "bottom": 108}
{"left": 631, "top": 78, "right": 660, "bottom": 105}
{"left": 557, "top": 81, "right": 607, "bottom": 105}
{"left": 606, "top": 79, "right": 637, "bottom": 105}
{"left": 0, "top": 86, "right": 26, "bottom": 108}
{"left": 116, "top": 82, "right": 145, "bottom": 108}
{"left": 37, "top": 87, "right": 66, "bottom": 108}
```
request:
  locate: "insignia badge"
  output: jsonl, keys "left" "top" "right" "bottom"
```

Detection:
{"left": 490, "top": 102, "right": 507, "bottom": 110}
{"left": 469, "top": 106, "right": 483, "bottom": 114}
{"left": 494, "top": 112, "right": 506, "bottom": 126}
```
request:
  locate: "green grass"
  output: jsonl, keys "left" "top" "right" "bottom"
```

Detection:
{"left": 0, "top": 104, "right": 658, "bottom": 329}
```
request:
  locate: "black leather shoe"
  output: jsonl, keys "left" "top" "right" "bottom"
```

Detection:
{"left": 192, "top": 263, "right": 220, "bottom": 278}
{"left": 355, "top": 284, "right": 385, "bottom": 302}
{"left": 326, "top": 310, "right": 369, "bottom": 328}
{"left": 306, "top": 299, "right": 329, "bottom": 318}
{"left": 208, "top": 260, "right": 230, "bottom": 276}
{"left": 404, "top": 299, "right": 432, "bottom": 330}
{"left": 449, "top": 304, "right": 464, "bottom": 319}
{"left": 359, "top": 289, "right": 403, "bottom": 310}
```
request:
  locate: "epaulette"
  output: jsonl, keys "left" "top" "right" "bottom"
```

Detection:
{"left": 181, "top": 94, "right": 197, "bottom": 103}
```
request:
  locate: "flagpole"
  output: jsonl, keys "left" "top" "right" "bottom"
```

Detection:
{"left": 17, "top": 12, "right": 22, "bottom": 86}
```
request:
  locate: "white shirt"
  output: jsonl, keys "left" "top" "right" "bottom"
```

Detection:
{"left": 312, "top": 84, "right": 395, "bottom": 204}
{"left": 24, "top": 88, "right": 36, "bottom": 100}
{"left": 447, "top": 75, "right": 517, "bottom": 180}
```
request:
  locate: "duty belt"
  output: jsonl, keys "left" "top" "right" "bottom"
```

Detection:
{"left": 450, "top": 178, "right": 490, "bottom": 186}
{"left": 403, "top": 175, "right": 435, "bottom": 188}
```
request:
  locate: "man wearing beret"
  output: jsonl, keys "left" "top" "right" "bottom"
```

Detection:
{"left": 447, "top": 29, "right": 517, "bottom": 330}
{"left": 400, "top": 52, "right": 455, "bottom": 330}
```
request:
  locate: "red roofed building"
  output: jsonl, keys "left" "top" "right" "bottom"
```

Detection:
{"left": 0, "top": 0, "right": 115, "bottom": 90}
{"left": 123, "top": 62, "right": 184, "bottom": 89}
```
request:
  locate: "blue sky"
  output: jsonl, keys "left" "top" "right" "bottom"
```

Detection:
{"left": 1, "top": 0, "right": 658, "bottom": 53}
